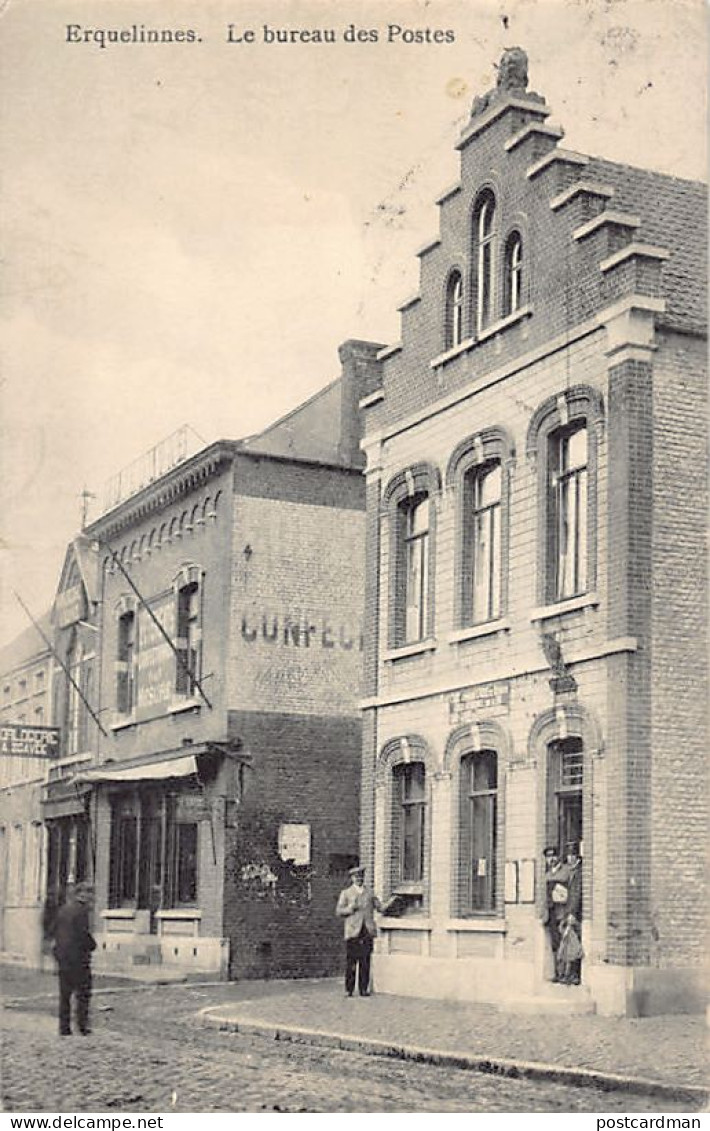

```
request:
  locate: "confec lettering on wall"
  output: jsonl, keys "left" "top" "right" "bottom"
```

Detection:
{"left": 240, "top": 609, "right": 363, "bottom": 652}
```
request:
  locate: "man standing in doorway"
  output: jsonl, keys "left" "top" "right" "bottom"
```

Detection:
{"left": 335, "top": 865, "right": 383, "bottom": 997}
{"left": 562, "top": 841, "right": 583, "bottom": 984}
{"left": 52, "top": 881, "right": 96, "bottom": 1036}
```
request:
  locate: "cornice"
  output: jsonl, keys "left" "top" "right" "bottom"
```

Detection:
{"left": 87, "top": 441, "right": 239, "bottom": 539}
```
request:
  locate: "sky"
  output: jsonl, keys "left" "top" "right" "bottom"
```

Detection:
{"left": 0, "top": 0, "right": 707, "bottom": 647}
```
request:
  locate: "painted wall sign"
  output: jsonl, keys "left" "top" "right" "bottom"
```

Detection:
{"left": 136, "top": 594, "right": 176, "bottom": 714}
{"left": 0, "top": 724, "right": 60, "bottom": 758}
{"left": 240, "top": 611, "right": 362, "bottom": 652}
{"left": 54, "top": 585, "right": 87, "bottom": 629}
{"left": 278, "top": 823, "right": 311, "bottom": 866}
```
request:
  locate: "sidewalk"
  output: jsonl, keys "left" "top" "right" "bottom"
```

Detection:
{"left": 200, "top": 980, "right": 708, "bottom": 1102}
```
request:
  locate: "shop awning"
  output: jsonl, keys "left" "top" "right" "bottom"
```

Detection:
{"left": 78, "top": 753, "right": 198, "bottom": 783}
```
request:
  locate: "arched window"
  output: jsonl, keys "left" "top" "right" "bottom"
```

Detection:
{"left": 446, "top": 426, "right": 513, "bottom": 629}
{"left": 376, "top": 735, "right": 432, "bottom": 916}
{"left": 526, "top": 386, "right": 603, "bottom": 605}
{"left": 459, "top": 750, "right": 498, "bottom": 913}
{"left": 402, "top": 495, "right": 430, "bottom": 643}
{"left": 115, "top": 596, "right": 137, "bottom": 716}
{"left": 445, "top": 270, "right": 464, "bottom": 349}
{"left": 549, "top": 423, "right": 588, "bottom": 600}
{"left": 474, "top": 191, "right": 496, "bottom": 333}
{"left": 383, "top": 463, "right": 440, "bottom": 649}
{"left": 503, "top": 231, "right": 523, "bottom": 316}
{"left": 393, "top": 761, "right": 426, "bottom": 886}
{"left": 173, "top": 565, "right": 203, "bottom": 697}
{"left": 468, "top": 461, "right": 502, "bottom": 623}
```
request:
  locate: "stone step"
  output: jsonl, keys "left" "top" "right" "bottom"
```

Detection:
{"left": 501, "top": 983, "right": 596, "bottom": 1015}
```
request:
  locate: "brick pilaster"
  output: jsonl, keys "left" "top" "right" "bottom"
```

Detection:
{"left": 605, "top": 356, "right": 654, "bottom": 965}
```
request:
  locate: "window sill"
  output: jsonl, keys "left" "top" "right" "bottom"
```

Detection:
{"left": 383, "top": 638, "right": 437, "bottom": 663}
{"left": 101, "top": 908, "right": 136, "bottom": 920}
{"left": 430, "top": 336, "right": 476, "bottom": 369}
{"left": 391, "top": 882, "right": 423, "bottom": 896}
{"left": 167, "top": 697, "right": 201, "bottom": 715}
{"left": 446, "top": 918, "right": 507, "bottom": 933}
{"left": 379, "top": 918, "right": 432, "bottom": 931}
{"left": 530, "top": 592, "right": 599, "bottom": 622}
{"left": 477, "top": 304, "right": 533, "bottom": 343}
{"left": 110, "top": 715, "right": 136, "bottom": 732}
{"left": 155, "top": 908, "right": 202, "bottom": 920}
{"left": 448, "top": 619, "right": 510, "bottom": 645}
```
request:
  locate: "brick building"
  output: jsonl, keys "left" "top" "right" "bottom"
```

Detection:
{"left": 40, "top": 344, "right": 376, "bottom": 979}
{"left": 0, "top": 619, "right": 54, "bottom": 966}
{"left": 359, "top": 51, "right": 707, "bottom": 1016}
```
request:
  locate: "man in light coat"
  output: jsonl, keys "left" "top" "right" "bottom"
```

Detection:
{"left": 335, "top": 865, "right": 383, "bottom": 997}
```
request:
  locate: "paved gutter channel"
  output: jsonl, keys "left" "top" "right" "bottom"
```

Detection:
{"left": 199, "top": 1010, "right": 709, "bottom": 1108}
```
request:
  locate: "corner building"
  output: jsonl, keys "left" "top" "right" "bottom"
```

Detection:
{"left": 360, "top": 53, "right": 707, "bottom": 1016}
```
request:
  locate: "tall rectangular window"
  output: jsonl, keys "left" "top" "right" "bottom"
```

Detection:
{"left": 66, "top": 645, "right": 93, "bottom": 755}
{"left": 110, "top": 799, "right": 138, "bottom": 906}
{"left": 460, "top": 751, "right": 498, "bottom": 913}
{"left": 551, "top": 738, "right": 584, "bottom": 854}
{"left": 403, "top": 497, "right": 429, "bottom": 643}
{"left": 172, "top": 822, "right": 198, "bottom": 904}
{"left": 469, "top": 462, "right": 502, "bottom": 624}
{"left": 116, "top": 611, "right": 136, "bottom": 714}
{"left": 394, "top": 762, "right": 426, "bottom": 884}
{"left": 549, "top": 424, "right": 588, "bottom": 600}
{"left": 176, "top": 583, "right": 201, "bottom": 695}
{"left": 475, "top": 192, "right": 496, "bottom": 333}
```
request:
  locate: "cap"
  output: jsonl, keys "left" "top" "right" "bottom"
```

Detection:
{"left": 542, "top": 845, "right": 558, "bottom": 857}
{"left": 349, "top": 864, "right": 366, "bottom": 876}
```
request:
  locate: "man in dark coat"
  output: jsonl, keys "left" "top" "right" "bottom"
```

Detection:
{"left": 542, "top": 845, "right": 568, "bottom": 978}
{"left": 562, "top": 842, "right": 583, "bottom": 984}
{"left": 52, "top": 882, "right": 96, "bottom": 1036}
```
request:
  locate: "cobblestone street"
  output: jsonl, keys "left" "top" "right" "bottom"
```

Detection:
{"left": 0, "top": 971, "right": 702, "bottom": 1113}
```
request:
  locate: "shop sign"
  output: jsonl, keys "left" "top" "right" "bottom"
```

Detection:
{"left": 278, "top": 823, "right": 311, "bottom": 866}
{"left": 136, "top": 593, "right": 176, "bottom": 715}
{"left": 0, "top": 724, "right": 60, "bottom": 758}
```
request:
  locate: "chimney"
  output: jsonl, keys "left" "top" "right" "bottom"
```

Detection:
{"left": 337, "top": 339, "right": 384, "bottom": 469}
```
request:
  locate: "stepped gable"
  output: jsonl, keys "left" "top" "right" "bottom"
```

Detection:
{"left": 374, "top": 47, "right": 706, "bottom": 422}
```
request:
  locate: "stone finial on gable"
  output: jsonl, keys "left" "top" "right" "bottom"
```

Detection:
{"left": 497, "top": 46, "right": 529, "bottom": 94}
{"left": 471, "top": 46, "right": 544, "bottom": 119}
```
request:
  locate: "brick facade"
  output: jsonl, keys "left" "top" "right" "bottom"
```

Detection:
{"left": 360, "top": 55, "right": 707, "bottom": 1015}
